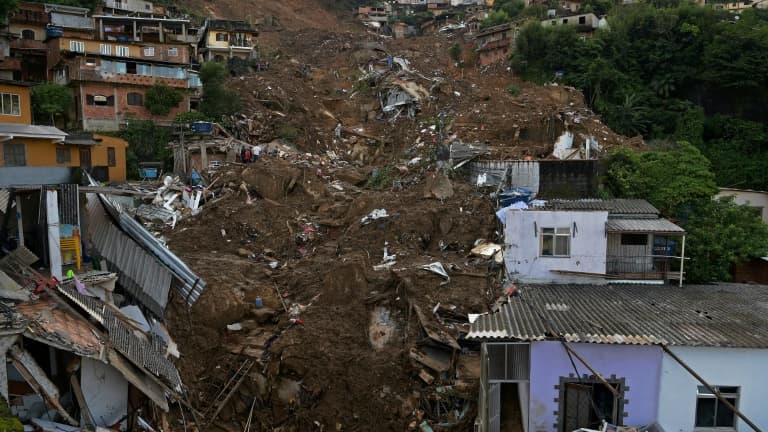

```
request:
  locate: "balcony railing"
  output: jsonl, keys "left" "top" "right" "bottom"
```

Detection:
{"left": 75, "top": 69, "right": 189, "bottom": 88}
{"left": 606, "top": 255, "right": 681, "bottom": 281}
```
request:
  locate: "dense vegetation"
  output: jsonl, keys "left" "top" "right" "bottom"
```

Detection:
{"left": 144, "top": 82, "right": 184, "bottom": 116}
{"left": 30, "top": 82, "right": 72, "bottom": 126}
{"left": 604, "top": 142, "right": 768, "bottom": 282}
{"left": 511, "top": 4, "right": 768, "bottom": 191}
{"left": 199, "top": 62, "right": 241, "bottom": 120}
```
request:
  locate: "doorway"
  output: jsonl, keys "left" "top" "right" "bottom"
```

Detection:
{"left": 79, "top": 147, "right": 91, "bottom": 170}
{"left": 559, "top": 378, "right": 624, "bottom": 432}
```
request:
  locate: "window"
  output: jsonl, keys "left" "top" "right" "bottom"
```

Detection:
{"left": 116, "top": 45, "right": 129, "bottom": 57}
{"left": 215, "top": 32, "right": 228, "bottom": 41}
{"left": 21, "top": 29, "right": 35, "bottom": 40}
{"left": 85, "top": 57, "right": 97, "bottom": 66}
{"left": 578, "top": 16, "right": 586, "bottom": 24}
{"left": 70, "top": 40, "right": 85, "bottom": 53}
{"left": 3, "top": 143, "right": 26, "bottom": 166}
{"left": 127, "top": 92, "right": 143, "bottom": 106}
{"left": 695, "top": 386, "right": 739, "bottom": 430}
{"left": 0, "top": 93, "right": 21, "bottom": 116}
{"left": 107, "top": 147, "right": 116, "bottom": 167}
{"left": 145, "top": 3, "right": 150, "bottom": 9}
{"left": 88, "top": 94, "right": 114, "bottom": 106}
{"left": 100, "top": 44, "right": 112, "bottom": 55}
{"left": 621, "top": 233, "right": 648, "bottom": 246}
{"left": 562, "top": 18, "right": 569, "bottom": 24}
{"left": 137, "top": 63, "right": 152, "bottom": 76}
{"left": 56, "top": 146, "right": 71, "bottom": 164}
{"left": 551, "top": 20, "right": 556, "bottom": 25}
{"left": 144, "top": 47, "right": 155, "bottom": 56}
{"left": 167, "top": 47, "right": 178, "bottom": 57}
{"left": 541, "top": 227, "right": 570, "bottom": 257}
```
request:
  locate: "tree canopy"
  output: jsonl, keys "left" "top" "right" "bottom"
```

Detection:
{"left": 30, "top": 83, "right": 71, "bottom": 125}
{"left": 511, "top": 4, "right": 768, "bottom": 190}
{"left": 144, "top": 83, "right": 184, "bottom": 116}
{"left": 199, "top": 62, "right": 241, "bottom": 120}
{"left": 604, "top": 142, "right": 768, "bottom": 282}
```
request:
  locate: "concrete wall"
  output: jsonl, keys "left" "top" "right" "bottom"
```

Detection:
{"left": 657, "top": 347, "right": 768, "bottom": 432}
{"left": 716, "top": 189, "right": 768, "bottom": 223}
{"left": 1, "top": 139, "right": 82, "bottom": 168}
{"left": 78, "top": 83, "right": 189, "bottom": 131}
{"left": 505, "top": 210, "right": 608, "bottom": 283}
{"left": 529, "top": 341, "right": 662, "bottom": 432}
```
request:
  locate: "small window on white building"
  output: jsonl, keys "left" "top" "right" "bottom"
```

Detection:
{"left": 541, "top": 227, "right": 570, "bottom": 257}
{"left": 695, "top": 386, "right": 739, "bottom": 430}
{"left": 70, "top": 40, "right": 85, "bottom": 53}
{"left": 100, "top": 44, "right": 112, "bottom": 55}
{"left": 144, "top": 47, "right": 155, "bottom": 56}
{"left": 167, "top": 48, "right": 179, "bottom": 57}
{"left": 116, "top": 45, "right": 129, "bottom": 57}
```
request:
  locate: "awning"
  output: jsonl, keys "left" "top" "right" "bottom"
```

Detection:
{"left": 0, "top": 123, "right": 67, "bottom": 141}
{"left": 606, "top": 218, "right": 685, "bottom": 234}
{"left": 65, "top": 133, "right": 102, "bottom": 146}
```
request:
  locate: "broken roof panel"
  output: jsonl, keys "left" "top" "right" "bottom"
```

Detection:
{"left": 468, "top": 284, "right": 768, "bottom": 348}
{"left": 57, "top": 285, "right": 182, "bottom": 391}
{"left": 16, "top": 299, "right": 102, "bottom": 357}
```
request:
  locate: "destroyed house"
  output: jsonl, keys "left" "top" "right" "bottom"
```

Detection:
{"left": 501, "top": 199, "right": 685, "bottom": 284}
{"left": 475, "top": 22, "right": 517, "bottom": 66}
{"left": 469, "top": 283, "right": 768, "bottom": 432}
{"left": 0, "top": 247, "right": 184, "bottom": 429}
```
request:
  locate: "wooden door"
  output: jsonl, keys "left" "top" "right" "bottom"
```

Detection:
{"left": 79, "top": 147, "right": 91, "bottom": 170}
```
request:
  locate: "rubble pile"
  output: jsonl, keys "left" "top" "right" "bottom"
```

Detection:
{"left": 162, "top": 154, "right": 502, "bottom": 430}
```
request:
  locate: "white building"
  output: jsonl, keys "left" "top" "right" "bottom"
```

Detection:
{"left": 716, "top": 187, "right": 768, "bottom": 223}
{"left": 503, "top": 199, "right": 685, "bottom": 284}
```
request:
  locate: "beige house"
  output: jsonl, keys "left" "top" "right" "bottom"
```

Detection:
{"left": 717, "top": 188, "right": 768, "bottom": 223}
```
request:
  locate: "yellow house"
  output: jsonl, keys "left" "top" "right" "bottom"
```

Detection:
{"left": 93, "top": 133, "right": 128, "bottom": 182}
{"left": 0, "top": 80, "right": 73, "bottom": 186}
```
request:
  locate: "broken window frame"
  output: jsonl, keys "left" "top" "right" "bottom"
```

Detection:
{"left": 558, "top": 375, "right": 626, "bottom": 432}
{"left": 541, "top": 227, "right": 571, "bottom": 257}
{"left": 695, "top": 386, "right": 739, "bottom": 430}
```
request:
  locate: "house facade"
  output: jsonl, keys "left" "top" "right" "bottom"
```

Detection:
{"left": 716, "top": 187, "right": 768, "bottom": 223}
{"left": 541, "top": 12, "right": 602, "bottom": 33}
{"left": 503, "top": 199, "right": 685, "bottom": 284}
{"left": 199, "top": 19, "right": 258, "bottom": 62}
{"left": 470, "top": 283, "right": 768, "bottom": 432}
{"left": 0, "top": 80, "right": 76, "bottom": 185}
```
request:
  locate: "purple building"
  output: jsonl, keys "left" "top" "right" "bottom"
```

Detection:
{"left": 469, "top": 283, "right": 768, "bottom": 432}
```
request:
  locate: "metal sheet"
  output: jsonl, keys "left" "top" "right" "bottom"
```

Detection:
{"left": 606, "top": 218, "right": 685, "bottom": 234}
{"left": 469, "top": 283, "right": 768, "bottom": 348}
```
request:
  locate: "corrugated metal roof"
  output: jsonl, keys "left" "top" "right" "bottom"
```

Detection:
{"left": 57, "top": 285, "right": 182, "bottom": 391}
{"left": 531, "top": 199, "right": 659, "bottom": 214}
{"left": 87, "top": 195, "right": 172, "bottom": 317}
{"left": 606, "top": 218, "right": 685, "bottom": 234}
{"left": 86, "top": 172, "right": 205, "bottom": 307}
{"left": 468, "top": 284, "right": 768, "bottom": 348}
{"left": 0, "top": 123, "right": 67, "bottom": 140}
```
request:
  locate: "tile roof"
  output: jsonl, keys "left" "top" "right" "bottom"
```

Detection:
{"left": 468, "top": 284, "right": 768, "bottom": 348}
{"left": 16, "top": 298, "right": 102, "bottom": 357}
{"left": 605, "top": 218, "right": 685, "bottom": 234}
{"left": 531, "top": 199, "right": 659, "bottom": 214}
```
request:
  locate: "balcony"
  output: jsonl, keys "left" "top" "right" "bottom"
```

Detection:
{"left": 10, "top": 39, "right": 47, "bottom": 51}
{"left": 606, "top": 255, "right": 682, "bottom": 282}
{"left": 75, "top": 69, "right": 188, "bottom": 88}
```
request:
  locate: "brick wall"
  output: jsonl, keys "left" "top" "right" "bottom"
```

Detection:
{"left": 79, "top": 83, "right": 190, "bottom": 131}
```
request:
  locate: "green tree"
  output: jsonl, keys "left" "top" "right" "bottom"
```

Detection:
{"left": 118, "top": 120, "right": 171, "bottom": 178}
{"left": 144, "top": 82, "right": 183, "bottom": 116}
{"left": 494, "top": 0, "right": 525, "bottom": 18}
{"left": 199, "top": 62, "right": 241, "bottom": 119}
{"left": 448, "top": 42, "right": 462, "bottom": 64}
{"left": 0, "top": 0, "right": 17, "bottom": 21}
{"left": 604, "top": 142, "right": 717, "bottom": 214}
{"left": 30, "top": 82, "right": 71, "bottom": 125}
{"left": 681, "top": 198, "right": 768, "bottom": 282}
{"left": 480, "top": 10, "right": 511, "bottom": 29}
